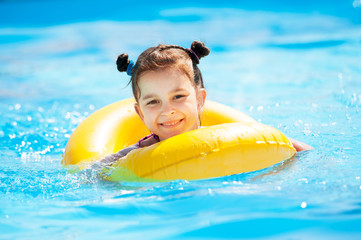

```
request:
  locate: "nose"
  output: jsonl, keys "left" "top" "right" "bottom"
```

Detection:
{"left": 161, "top": 102, "right": 176, "bottom": 116}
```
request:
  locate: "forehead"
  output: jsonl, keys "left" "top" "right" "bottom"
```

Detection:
{"left": 138, "top": 69, "right": 194, "bottom": 91}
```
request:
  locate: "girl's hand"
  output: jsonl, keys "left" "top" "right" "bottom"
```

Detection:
{"left": 289, "top": 138, "right": 314, "bottom": 152}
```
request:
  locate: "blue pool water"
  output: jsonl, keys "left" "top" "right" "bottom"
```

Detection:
{"left": 1, "top": 0, "right": 361, "bottom": 239}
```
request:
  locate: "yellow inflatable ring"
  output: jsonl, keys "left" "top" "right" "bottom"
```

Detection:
{"left": 62, "top": 98, "right": 296, "bottom": 182}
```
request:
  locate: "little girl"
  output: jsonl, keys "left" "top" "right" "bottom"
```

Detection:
{"left": 101, "top": 41, "right": 312, "bottom": 164}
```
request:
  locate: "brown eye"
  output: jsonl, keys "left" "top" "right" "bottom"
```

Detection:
{"left": 147, "top": 100, "right": 159, "bottom": 105}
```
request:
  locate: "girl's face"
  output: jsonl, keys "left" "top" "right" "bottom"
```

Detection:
{"left": 134, "top": 68, "right": 206, "bottom": 141}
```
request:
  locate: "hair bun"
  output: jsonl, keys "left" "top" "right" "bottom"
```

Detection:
{"left": 116, "top": 53, "right": 130, "bottom": 72}
{"left": 190, "top": 41, "right": 210, "bottom": 62}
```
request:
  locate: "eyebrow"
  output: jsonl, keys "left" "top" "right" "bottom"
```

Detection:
{"left": 141, "top": 88, "right": 188, "bottom": 101}
{"left": 141, "top": 94, "right": 157, "bottom": 101}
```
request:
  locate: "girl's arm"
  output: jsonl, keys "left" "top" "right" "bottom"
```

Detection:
{"left": 90, "top": 144, "right": 138, "bottom": 170}
{"left": 289, "top": 138, "right": 313, "bottom": 152}
{"left": 99, "top": 144, "right": 138, "bottom": 165}
{"left": 96, "top": 134, "right": 159, "bottom": 167}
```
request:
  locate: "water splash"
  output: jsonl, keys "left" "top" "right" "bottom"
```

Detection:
{"left": 353, "top": 0, "right": 361, "bottom": 8}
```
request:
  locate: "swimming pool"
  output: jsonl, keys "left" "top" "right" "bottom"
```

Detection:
{"left": 1, "top": 0, "right": 361, "bottom": 239}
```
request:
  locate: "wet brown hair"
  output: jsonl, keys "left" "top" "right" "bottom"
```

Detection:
{"left": 116, "top": 41, "right": 210, "bottom": 101}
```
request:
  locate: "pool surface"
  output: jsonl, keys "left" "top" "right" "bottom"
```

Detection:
{"left": 1, "top": 0, "right": 361, "bottom": 239}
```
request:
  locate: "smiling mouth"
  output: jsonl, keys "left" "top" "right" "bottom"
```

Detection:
{"left": 160, "top": 119, "right": 183, "bottom": 128}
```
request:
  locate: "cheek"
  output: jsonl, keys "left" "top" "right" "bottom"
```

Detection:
{"left": 142, "top": 108, "right": 157, "bottom": 122}
{"left": 183, "top": 99, "right": 200, "bottom": 117}
{"left": 190, "top": 95, "right": 201, "bottom": 111}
